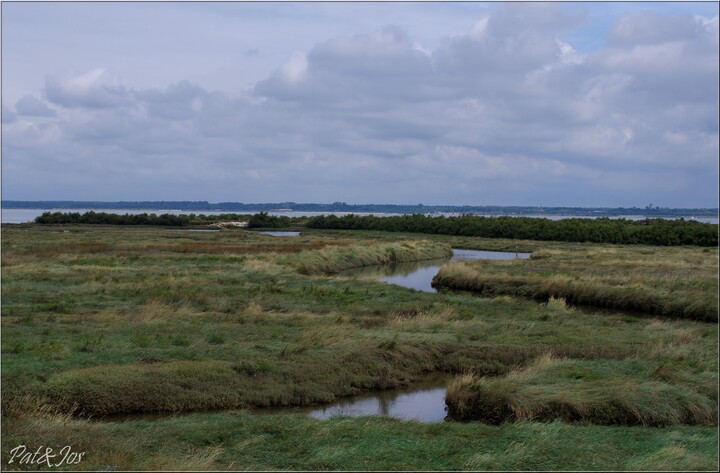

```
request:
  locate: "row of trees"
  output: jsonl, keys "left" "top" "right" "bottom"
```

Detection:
{"left": 306, "top": 214, "right": 718, "bottom": 246}
{"left": 34, "top": 212, "right": 252, "bottom": 226}
{"left": 32, "top": 211, "right": 718, "bottom": 246}
{"left": 33, "top": 211, "right": 298, "bottom": 229}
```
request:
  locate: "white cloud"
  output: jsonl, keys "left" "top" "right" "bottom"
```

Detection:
{"left": 470, "top": 17, "right": 489, "bottom": 40}
{"left": 44, "top": 69, "right": 129, "bottom": 109}
{"left": 279, "top": 51, "right": 309, "bottom": 84}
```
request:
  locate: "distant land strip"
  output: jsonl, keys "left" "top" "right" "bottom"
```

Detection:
{"left": 2, "top": 201, "right": 718, "bottom": 217}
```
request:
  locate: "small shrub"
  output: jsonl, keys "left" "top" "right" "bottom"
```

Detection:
{"left": 170, "top": 336, "right": 191, "bottom": 347}
{"left": 206, "top": 334, "right": 225, "bottom": 345}
{"left": 76, "top": 335, "right": 104, "bottom": 353}
{"left": 232, "top": 360, "right": 274, "bottom": 376}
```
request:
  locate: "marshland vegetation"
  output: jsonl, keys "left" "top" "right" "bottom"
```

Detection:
{"left": 1, "top": 223, "right": 718, "bottom": 470}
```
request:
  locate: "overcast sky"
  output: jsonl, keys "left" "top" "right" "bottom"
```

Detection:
{"left": 2, "top": 1, "right": 718, "bottom": 207}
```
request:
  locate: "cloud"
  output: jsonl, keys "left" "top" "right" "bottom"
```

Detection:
{"left": 3, "top": 5, "right": 718, "bottom": 206}
{"left": 135, "top": 80, "right": 206, "bottom": 120}
{"left": 2, "top": 106, "right": 17, "bottom": 124}
{"left": 15, "top": 95, "right": 56, "bottom": 117}
{"left": 255, "top": 25, "right": 435, "bottom": 105}
{"left": 44, "top": 68, "right": 130, "bottom": 109}
{"left": 610, "top": 11, "right": 707, "bottom": 45}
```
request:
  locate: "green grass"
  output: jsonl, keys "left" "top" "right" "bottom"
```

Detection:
{"left": 2, "top": 402, "right": 718, "bottom": 471}
{"left": 1, "top": 224, "right": 718, "bottom": 470}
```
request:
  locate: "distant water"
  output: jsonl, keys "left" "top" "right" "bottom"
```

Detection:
{"left": 2, "top": 208, "right": 717, "bottom": 224}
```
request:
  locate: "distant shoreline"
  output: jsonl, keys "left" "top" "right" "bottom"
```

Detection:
{"left": 2, "top": 201, "right": 718, "bottom": 217}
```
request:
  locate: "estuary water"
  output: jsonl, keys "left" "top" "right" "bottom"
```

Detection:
{"left": 3, "top": 208, "right": 717, "bottom": 224}
{"left": 0, "top": 208, "right": 401, "bottom": 224}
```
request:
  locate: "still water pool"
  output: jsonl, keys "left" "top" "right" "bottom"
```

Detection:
{"left": 258, "top": 374, "right": 451, "bottom": 423}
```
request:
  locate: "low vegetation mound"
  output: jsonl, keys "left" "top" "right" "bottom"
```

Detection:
{"left": 286, "top": 241, "right": 453, "bottom": 275}
{"left": 445, "top": 355, "right": 718, "bottom": 426}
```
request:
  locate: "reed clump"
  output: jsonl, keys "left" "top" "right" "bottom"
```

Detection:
{"left": 446, "top": 355, "right": 718, "bottom": 426}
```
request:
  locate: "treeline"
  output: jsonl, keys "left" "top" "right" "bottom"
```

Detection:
{"left": 247, "top": 212, "right": 293, "bottom": 228}
{"left": 306, "top": 214, "right": 718, "bottom": 246}
{"left": 29, "top": 211, "right": 720, "bottom": 246}
{"left": 34, "top": 211, "right": 251, "bottom": 226}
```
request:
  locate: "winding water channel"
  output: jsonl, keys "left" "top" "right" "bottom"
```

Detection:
{"left": 340, "top": 248, "right": 531, "bottom": 293}
{"left": 284, "top": 248, "right": 532, "bottom": 421}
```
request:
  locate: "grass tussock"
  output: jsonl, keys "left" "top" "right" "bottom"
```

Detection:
{"left": 446, "top": 355, "right": 718, "bottom": 426}
{"left": 41, "top": 361, "right": 251, "bottom": 416}
{"left": 287, "top": 240, "right": 452, "bottom": 275}
{"left": 37, "top": 344, "right": 445, "bottom": 416}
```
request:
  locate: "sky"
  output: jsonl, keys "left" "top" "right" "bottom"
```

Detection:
{"left": 2, "top": 1, "right": 718, "bottom": 207}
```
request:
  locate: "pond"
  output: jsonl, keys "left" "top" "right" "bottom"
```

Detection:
{"left": 339, "top": 248, "right": 531, "bottom": 292}
{"left": 258, "top": 231, "right": 301, "bottom": 237}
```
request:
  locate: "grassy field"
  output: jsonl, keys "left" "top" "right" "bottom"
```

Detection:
{"left": 1, "top": 224, "right": 718, "bottom": 470}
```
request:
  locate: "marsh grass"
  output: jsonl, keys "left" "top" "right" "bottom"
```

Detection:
{"left": 432, "top": 245, "right": 718, "bottom": 321}
{"left": 1, "top": 224, "right": 718, "bottom": 470}
{"left": 446, "top": 355, "right": 718, "bottom": 426}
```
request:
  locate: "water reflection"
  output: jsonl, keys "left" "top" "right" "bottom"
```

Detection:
{"left": 309, "top": 386, "right": 448, "bottom": 423}
{"left": 261, "top": 374, "right": 450, "bottom": 423}
{"left": 452, "top": 249, "right": 531, "bottom": 260}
